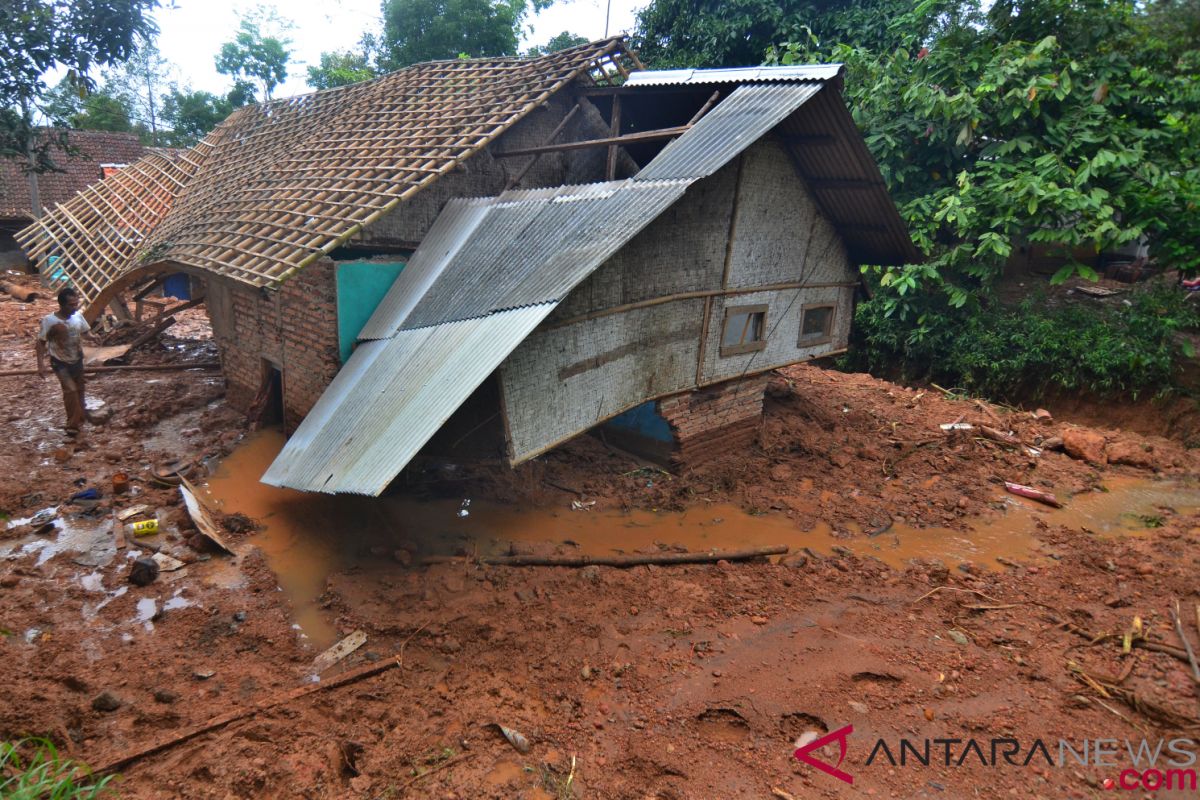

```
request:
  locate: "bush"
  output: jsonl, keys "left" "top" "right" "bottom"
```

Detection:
{"left": 841, "top": 280, "right": 1200, "bottom": 401}
{"left": 0, "top": 738, "right": 115, "bottom": 799}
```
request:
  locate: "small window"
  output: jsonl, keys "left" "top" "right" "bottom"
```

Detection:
{"left": 720, "top": 304, "right": 768, "bottom": 357}
{"left": 799, "top": 304, "right": 835, "bottom": 345}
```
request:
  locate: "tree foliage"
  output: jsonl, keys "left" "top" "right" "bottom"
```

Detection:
{"left": 307, "top": 49, "right": 376, "bottom": 90}
{"left": 215, "top": 8, "right": 293, "bottom": 102}
{"left": 633, "top": 0, "right": 932, "bottom": 68}
{"left": 526, "top": 31, "right": 589, "bottom": 57}
{"left": 771, "top": 0, "right": 1200, "bottom": 320}
{"left": 378, "top": 0, "right": 554, "bottom": 68}
{"left": 0, "top": 0, "right": 158, "bottom": 168}
{"left": 159, "top": 84, "right": 252, "bottom": 146}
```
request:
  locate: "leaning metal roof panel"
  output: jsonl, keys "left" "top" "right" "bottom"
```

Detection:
{"left": 264, "top": 72, "right": 913, "bottom": 495}
{"left": 395, "top": 181, "right": 689, "bottom": 331}
{"left": 635, "top": 83, "right": 822, "bottom": 181}
{"left": 261, "top": 305, "right": 555, "bottom": 495}
{"left": 625, "top": 65, "right": 843, "bottom": 86}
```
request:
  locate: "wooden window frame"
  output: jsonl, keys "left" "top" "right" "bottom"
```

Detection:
{"left": 798, "top": 303, "right": 836, "bottom": 346}
{"left": 719, "top": 303, "right": 768, "bottom": 357}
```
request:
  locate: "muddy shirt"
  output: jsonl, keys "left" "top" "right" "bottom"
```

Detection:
{"left": 39, "top": 310, "right": 89, "bottom": 364}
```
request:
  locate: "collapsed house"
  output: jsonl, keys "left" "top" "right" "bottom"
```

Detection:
{"left": 17, "top": 39, "right": 917, "bottom": 495}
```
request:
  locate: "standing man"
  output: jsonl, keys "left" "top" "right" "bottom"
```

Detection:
{"left": 36, "top": 287, "right": 97, "bottom": 435}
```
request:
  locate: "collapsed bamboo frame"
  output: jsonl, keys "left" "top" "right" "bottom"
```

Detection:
{"left": 16, "top": 40, "right": 640, "bottom": 311}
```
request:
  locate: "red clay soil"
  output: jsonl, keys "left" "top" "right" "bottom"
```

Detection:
{"left": 2, "top": 276, "right": 1200, "bottom": 799}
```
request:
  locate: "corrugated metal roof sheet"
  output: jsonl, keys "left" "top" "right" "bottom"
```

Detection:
{"left": 264, "top": 78, "right": 912, "bottom": 495}
{"left": 636, "top": 83, "right": 822, "bottom": 181}
{"left": 775, "top": 88, "right": 920, "bottom": 265}
{"left": 625, "top": 65, "right": 843, "bottom": 86}
{"left": 396, "top": 181, "right": 689, "bottom": 331}
{"left": 261, "top": 305, "right": 554, "bottom": 495}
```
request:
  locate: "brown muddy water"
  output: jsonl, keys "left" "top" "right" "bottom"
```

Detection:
{"left": 197, "top": 430, "right": 1200, "bottom": 649}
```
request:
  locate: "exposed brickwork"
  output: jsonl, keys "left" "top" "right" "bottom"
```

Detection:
{"left": 657, "top": 373, "right": 770, "bottom": 467}
{"left": 208, "top": 258, "right": 341, "bottom": 431}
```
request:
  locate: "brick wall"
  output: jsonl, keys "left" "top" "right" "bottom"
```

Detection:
{"left": 657, "top": 373, "right": 770, "bottom": 467}
{"left": 208, "top": 257, "right": 341, "bottom": 430}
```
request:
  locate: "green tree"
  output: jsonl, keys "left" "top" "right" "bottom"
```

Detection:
{"left": 160, "top": 83, "right": 253, "bottom": 146}
{"left": 778, "top": 0, "right": 1200, "bottom": 318}
{"left": 525, "top": 30, "right": 588, "bottom": 57}
{"left": 307, "top": 49, "right": 376, "bottom": 90}
{"left": 43, "top": 79, "right": 135, "bottom": 132}
{"left": 633, "top": 0, "right": 931, "bottom": 68}
{"left": 103, "top": 40, "right": 173, "bottom": 142}
{"left": 0, "top": 0, "right": 158, "bottom": 169}
{"left": 215, "top": 8, "right": 293, "bottom": 102}
{"left": 378, "top": 0, "right": 554, "bottom": 69}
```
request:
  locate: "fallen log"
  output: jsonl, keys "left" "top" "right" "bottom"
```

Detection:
{"left": 0, "top": 281, "right": 39, "bottom": 302}
{"left": 0, "top": 361, "right": 219, "bottom": 378}
{"left": 1004, "top": 481, "right": 1063, "bottom": 508}
{"left": 93, "top": 627, "right": 432, "bottom": 775}
{"left": 425, "top": 545, "right": 788, "bottom": 567}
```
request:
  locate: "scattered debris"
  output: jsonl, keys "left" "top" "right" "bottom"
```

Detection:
{"left": 424, "top": 545, "right": 787, "bottom": 568}
{"left": 312, "top": 630, "right": 368, "bottom": 674}
{"left": 178, "top": 478, "right": 234, "bottom": 554}
{"left": 570, "top": 499, "right": 596, "bottom": 511}
{"left": 128, "top": 557, "right": 160, "bottom": 586}
{"left": 151, "top": 553, "right": 186, "bottom": 572}
{"left": 117, "top": 504, "right": 152, "bottom": 522}
{"left": 494, "top": 723, "right": 530, "bottom": 754}
{"left": 1004, "top": 482, "right": 1063, "bottom": 508}
{"left": 91, "top": 691, "right": 122, "bottom": 712}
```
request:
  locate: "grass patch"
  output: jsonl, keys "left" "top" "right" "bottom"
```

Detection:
{"left": 0, "top": 738, "right": 115, "bottom": 799}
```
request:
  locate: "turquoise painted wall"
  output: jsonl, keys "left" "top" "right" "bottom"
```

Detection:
{"left": 335, "top": 261, "right": 405, "bottom": 362}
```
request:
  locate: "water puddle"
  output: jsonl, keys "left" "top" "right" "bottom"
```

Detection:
{"left": 0, "top": 517, "right": 112, "bottom": 567}
{"left": 204, "top": 430, "right": 1200, "bottom": 648}
{"left": 136, "top": 597, "right": 158, "bottom": 631}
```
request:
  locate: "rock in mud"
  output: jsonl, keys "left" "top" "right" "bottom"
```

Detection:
{"left": 154, "top": 689, "right": 179, "bottom": 704}
{"left": 0, "top": 574, "right": 19, "bottom": 588}
{"left": 92, "top": 691, "right": 122, "bottom": 712}
{"left": 1061, "top": 428, "right": 1107, "bottom": 466}
{"left": 1106, "top": 439, "right": 1165, "bottom": 470}
{"left": 578, "top": 565, "right": 601, "bottom": 583}
{"left": 780, "top": 553, "right": 809, "bottom": 568}
{"left": 128, "top": 556, "right": 160, "bottom": 586}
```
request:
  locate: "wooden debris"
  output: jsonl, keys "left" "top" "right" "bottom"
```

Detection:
{"left": 93, "top": 622, "right": 446, "bottom": 775}
{"left": 178, "top": 478, "right": 234, "bottom": 554}
{"left": 1004, "top": 482, "right": 1063, "bottom": 508}
{"left": 312, "top": 630, "right": 367, "bottom": 674}
{"left": 0, "top": 361, "right": 220, "bottom": 378}
{"left": 424, "top": 545, "right": 787, "bottom": 568}
{"left": 82, "top": 344, "right": 132, "bottom": 366}
{"left": 0, "top": 281, "right": 39, "bottom": 302}
{"left": 1171, "top": 600, "right": 1200, "bottom": 688}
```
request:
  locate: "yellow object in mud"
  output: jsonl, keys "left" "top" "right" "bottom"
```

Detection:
{"left": 130, "top": 519, "right": 159, "bottom": 536}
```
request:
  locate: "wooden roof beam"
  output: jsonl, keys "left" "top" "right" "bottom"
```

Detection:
{"left": 493, "top": 124, "right": 690, "bottom": 158}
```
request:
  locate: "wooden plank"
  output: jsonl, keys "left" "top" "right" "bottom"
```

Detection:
{"left": 493, "top": 125, "right": 691, "bottom": 158}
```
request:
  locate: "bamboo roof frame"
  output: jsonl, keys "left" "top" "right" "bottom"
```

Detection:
{"left": 16, "top": 39, "right": 639, "bottom": 309}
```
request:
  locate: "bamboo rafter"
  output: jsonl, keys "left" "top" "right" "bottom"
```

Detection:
{"left": 15, "top": 38, "right": 641, "bottom": 309}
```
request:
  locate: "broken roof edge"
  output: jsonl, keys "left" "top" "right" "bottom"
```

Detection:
{"left": 624, "top": 64, "right": 845, "bottom": 87}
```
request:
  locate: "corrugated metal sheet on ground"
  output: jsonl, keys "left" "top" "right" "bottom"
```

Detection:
{"left": 635, "top": 83, "right": 823, "bottom": 181}
{"left": 261, "top": 305, "right": 554, "bottom": 495}
{"left": 625, "top": 65, "right": 842, "bottom": 86}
